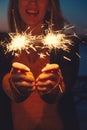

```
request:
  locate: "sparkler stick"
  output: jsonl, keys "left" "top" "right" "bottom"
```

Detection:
{"left": 12, "top": 9, "right": 18, "bottom": 33}
{"left": 40, "top": 6, "right": 74, "bottom": 93}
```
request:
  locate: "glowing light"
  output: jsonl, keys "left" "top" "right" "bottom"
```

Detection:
{"left": 39, "top": 53, "right": 46, "bottom": 59}
{"left": 76, "top": 52, "right": 81, "bottom": 58}
{"left": 2, "top": 9, "right": 75, "bottom": 58}
{"left": 63, "top": 56, "right": 71, "bottom": 61}
{"left": 42, "top": 27, "right": 73, "bottom": 52}
{"left": 6, "top": 32, "right": 36, "bottom": 56}
{"left": 4, "top": 24, "right": 74, "bottom": 58}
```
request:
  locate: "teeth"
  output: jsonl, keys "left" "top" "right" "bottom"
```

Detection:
{"left": 26, "top": 10, "right": 38, "bottom": 14}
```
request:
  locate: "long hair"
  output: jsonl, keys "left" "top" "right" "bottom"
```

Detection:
{"left": 8, "top": 0, "right": 66, "bottom": 32}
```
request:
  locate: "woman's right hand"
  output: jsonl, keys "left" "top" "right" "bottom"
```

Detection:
{"left": 3, "top": 62, "right": 35, "bottom": 102}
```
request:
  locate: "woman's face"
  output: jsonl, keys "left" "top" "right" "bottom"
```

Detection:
{"left": 18, "top": 0, "right": 50, "bottom": 28}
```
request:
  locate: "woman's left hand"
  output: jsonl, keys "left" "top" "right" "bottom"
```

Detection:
{"left": 36, "top": 63, "right": 64, "bottom": 95}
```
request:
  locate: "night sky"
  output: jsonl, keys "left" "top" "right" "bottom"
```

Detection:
{"left": 60, "top": 0, "right": 87, "bottom": 28}
{"left": 0, "top": 0, "right": 87, "bottom": 76}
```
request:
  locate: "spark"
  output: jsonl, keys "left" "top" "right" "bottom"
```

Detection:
{"left": 39, "top": 53, "right": 46, "bottom": 59}
{"left": 63, "top": 56, "right": 71, "bottom": 61}
{"left": 6, "top": 32, "right": 36, "bottom": 56}
{"left": 4, "top": 10, "right": 37, "bottom": 56}
{"left": 4, "top": 24, "right": 74, "bottom": 58}
{"left": 3, "top": 8, "right": 75, "bottom": 59}
{"left": 41, "top": 26, "right": 73, "bottom": 52}
{"left": 75, "top": 52, "right": 81, "bottom": 58}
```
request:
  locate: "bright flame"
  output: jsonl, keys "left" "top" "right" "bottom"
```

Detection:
{"left": 4, "top": 24, "right": 74, "bottom": 58}
{"left": 42, "top": 28, "right": 72, "bottom": 51}
{"left": 6, "top": 32, "right": 36, "bottom": 56}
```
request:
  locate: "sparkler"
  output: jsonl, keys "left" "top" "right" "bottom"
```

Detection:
{"left": 41, "top": 26, "right": 73, "bottom": 52}
{"left": 4, "top": 24, "right": 73, "bottom": 59}
{"left": 3, "top": 7, "right": 74, "bottom": 58}
{"left": 6, "top": 31, "right": 36, "bottom": 56}
{"left": 4, "top": 9, "right": 39, "bottom": 56}
{"left": 40, "top": 5, "right": 73, "bottom": 56}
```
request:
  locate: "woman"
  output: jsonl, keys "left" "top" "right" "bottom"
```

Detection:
{"left": 0, "top": 0, "right": 79, "bottom": 130}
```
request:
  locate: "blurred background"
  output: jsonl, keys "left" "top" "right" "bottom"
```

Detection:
{"left": 0, "top": 0, "right": 87, "bottom": 33}
{"left": 0, "top": 0, "right": 87, "bottom": 130}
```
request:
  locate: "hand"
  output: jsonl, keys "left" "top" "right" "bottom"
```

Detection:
{"left": 36, "top": 63, "right": 64, "bottom": 95}
{"left": 9, "top": 62, "right": 35, "bottom": 102}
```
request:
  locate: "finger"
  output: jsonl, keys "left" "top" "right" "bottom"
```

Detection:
{"left": 14, "top": 81, "right": 35, "bottom": 88}
{"left": 36, "top": 73, "right": 58, "bottom": 82}
{"left": 9, "top": 79, "right": 35, "bottom": 102}
{"left": 12, "top": 62, "right": 30, "bottom": 72}
{"left": 16, "top": 85, "right": 36, "bottom": 94}
{"left": 42, "top": 64, "right": 59, "bottom": 72}
{"left": 36, "top": 80, "right": 55, "bottom": 88}
{"left": 14, "top": 81, "right": 36, "bottom": 92}
{"left": 12, "top": 74, "right": 35, "bottom": 82}
{"left": 36, "top": 80, "right": 56, "bottom": 92}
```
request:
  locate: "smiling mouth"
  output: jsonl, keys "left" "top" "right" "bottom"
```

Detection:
{"left": 26, "top": 9, "right": 39, "bottom": 15}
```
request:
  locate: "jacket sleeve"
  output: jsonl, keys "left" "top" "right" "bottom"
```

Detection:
{"left": 0, "top": 33, "right": 13, "bottom": 130}
{"left": 50, "top": 37, "right": 79, "bottom": 90}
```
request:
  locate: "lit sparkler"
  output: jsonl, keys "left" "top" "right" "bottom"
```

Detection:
{"left": 41, "top": 25, "right": 73, "bottom": 53}
{"left": 1, "top": 22, "right": 75, "bottom": 59}
{"left": 6, "top": 32, "right": 37, "bottom": 56}
{"left": 4, "top": 10, "right": 38, "bottom": 56}
{"left": 2, "top": 8, "right": 74, "bottom": 58}
{"left": 40, "top": 5, "right": 73, "bottom": 54}
{"left": 4, "top": 25, "right": 74, "bottom": 58}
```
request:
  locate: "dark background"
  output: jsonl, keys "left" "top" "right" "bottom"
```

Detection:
{"left": 0, "top": 1, "right": 87, "bottom": 130}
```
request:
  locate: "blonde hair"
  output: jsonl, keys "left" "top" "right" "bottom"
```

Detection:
{"left": 8, "top": 0, "right": 66, "bottom": 32}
